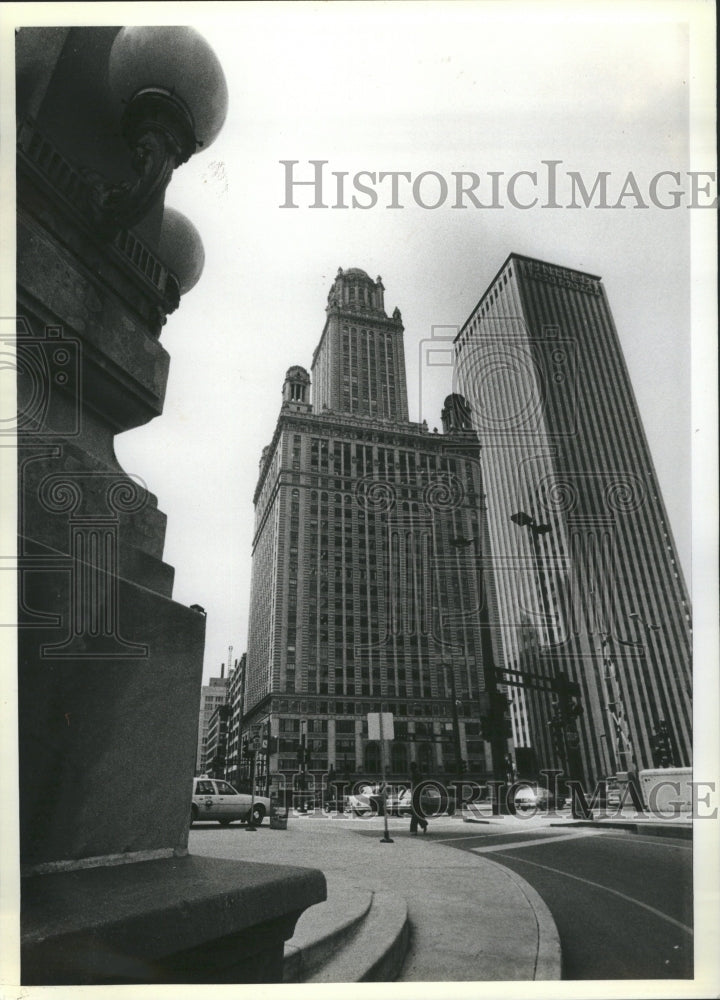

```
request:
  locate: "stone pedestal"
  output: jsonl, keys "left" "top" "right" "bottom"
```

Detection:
{"left": 15, "top": 26, "right": 326, "bottom": 985}
{"left": 18, "top": 572, "right": 206, "bottom": 871}
{"left": 22, "top": 856, "right": 325, "bottom": 985}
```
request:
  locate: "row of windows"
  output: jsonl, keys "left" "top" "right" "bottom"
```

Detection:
{"left": 307, "top": 442, "right": 472, "bottom": 479}
{"left": 457, "top": 267, "right": 513, "bottom": 350}
{"left": 272, "top": 698, "right": 456, "bottom": 717}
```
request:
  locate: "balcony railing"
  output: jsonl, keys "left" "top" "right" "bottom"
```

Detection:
{"left": 17, "top": 117, "right": 178, "bottom": 302}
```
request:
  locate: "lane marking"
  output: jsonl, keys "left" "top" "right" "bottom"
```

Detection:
{"left": 432, "top": 833, "right": 509, "bottom": 844}
{"left": 595, "top": 832, "right": 692, "bottom": 852}
{"left": 470, "top": 830, "right": 604, "bottom": 853}
{"left": 492, "top": 852, "right": 693, "bottom": 935}
{"left": 431, "top": 827, "right": 579, "bottom": 845}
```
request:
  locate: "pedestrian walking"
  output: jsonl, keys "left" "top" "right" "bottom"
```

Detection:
{"left": 409, "top": 761, "right": 428, "bottom": 835}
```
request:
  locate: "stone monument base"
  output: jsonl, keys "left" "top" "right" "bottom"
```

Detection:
{"left": 22, "top": 854, "right": 327, "bottom": 984}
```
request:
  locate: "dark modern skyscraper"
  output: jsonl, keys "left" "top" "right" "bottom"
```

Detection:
{"left": 244, "top": 268, "right": 508, "bottom": 788}
{"left": 454, "top": 253, "right": 692, "bottom": 784}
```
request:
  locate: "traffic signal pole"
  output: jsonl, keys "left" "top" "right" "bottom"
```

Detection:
{"left": 297, "top": 719, "right": 308, "bottom": 813}
{"left": 264, "top": 720, "right": 272, "bottom": 796}
{"left": 447, "top": 534, "right": 510, "bottom": 815}
{"left": 378, "top": 709, "right": 393, "bottom": 844}
{"left": 474, "top": 554, "right": 511, "bottom": 815}
{"left": 246, "top": 749, "right": 257, "bottom": 832}
{"left": 444, "top": 663, "right": 464, "bottom": 777}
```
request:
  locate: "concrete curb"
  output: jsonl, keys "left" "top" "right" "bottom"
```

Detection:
{"left": 479, "top": 857, "right": 562, "bottom": 981}
{"left": 553, "top": 820, "right": 692, "bottom": 841}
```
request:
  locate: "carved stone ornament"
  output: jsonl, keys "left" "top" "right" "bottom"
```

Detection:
{"left": 84, "top": 90, "right": 197, "bottom": 239}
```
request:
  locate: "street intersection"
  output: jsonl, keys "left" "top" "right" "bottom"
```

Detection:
{"left": 190, "top": 806, "right": 693, "bottom": 981}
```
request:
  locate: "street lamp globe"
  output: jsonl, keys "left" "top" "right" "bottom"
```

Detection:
{"left": 159, "top": 207, "right": 206, "bottom": 294}
{"left": 108, "top": 26, "right": 229, "bottom": 159}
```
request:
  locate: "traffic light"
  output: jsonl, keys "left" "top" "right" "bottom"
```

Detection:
{"left": 553, "top": 672, "right": 583, "bottom": 723}
{"left": 548, "top": 718, "right": 565, "bottom": 759}
{"left": 650, "top": 722, "right": 674, "bottom": 767}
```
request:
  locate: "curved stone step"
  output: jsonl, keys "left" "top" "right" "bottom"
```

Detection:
{"left": 283, "top": 886, "right": 373, "bottom": 982}
{"left": 305, "top": 891, "right": 409, "bottom": 983}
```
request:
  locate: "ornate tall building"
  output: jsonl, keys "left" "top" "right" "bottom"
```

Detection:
{"left": 243, "top": 268, "right": 509, "bottom": 789}
{"left": 454, "top": 253, "right": 692, "bottom": 784}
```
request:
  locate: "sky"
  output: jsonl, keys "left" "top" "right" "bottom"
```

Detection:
{"left": 39, "top": 1, "right": 711, "bottom": 685}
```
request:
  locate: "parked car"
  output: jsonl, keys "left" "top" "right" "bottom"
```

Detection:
{"left": 191, "top": 777, "right": 271, "bottom": 826}
{"left": 345, "top": 783, "right": 456, "bottom": 817}
{"left": 385, "top": 787, "right": 413, "bottom": 816}
{"left": 386, "top": 785, "right": 455, "bottom": 816}
{"left": 510, "top": 783, "right": 566, "bottom": 812}
{"left": 345, "top": 783, "right": 380, "bottom": 816}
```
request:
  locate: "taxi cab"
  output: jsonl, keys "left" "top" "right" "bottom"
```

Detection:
{"left": 191, "top": 777, "right": 271, "bottom": 826}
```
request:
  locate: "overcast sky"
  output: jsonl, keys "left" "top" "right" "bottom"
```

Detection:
{"left": 84, "top": 2, "right": 715, "bottom": 684}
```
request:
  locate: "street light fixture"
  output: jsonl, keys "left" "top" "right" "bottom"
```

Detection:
{"left": 510, "top": 511, "right": 551, "bottom": 537}
{"left": 510, "top": 512, "right": 555, "bottom": 635}
{"left": 87, "top": 26, "right": 228, "bottom": 235}
{"left": 510, "top": 511, "right": 589, "bottom": 810}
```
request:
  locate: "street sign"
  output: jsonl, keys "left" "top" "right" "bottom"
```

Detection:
{"left": 367, "top": 712, "right": 394, "bottom": 741}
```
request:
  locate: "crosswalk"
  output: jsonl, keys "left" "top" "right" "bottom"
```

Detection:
{"left": 469, "top": 829, "right": 606, "bottom": 854}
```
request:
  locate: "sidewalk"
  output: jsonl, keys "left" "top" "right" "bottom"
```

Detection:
{"left": 189, "top": 812, "right": 561, "bottom": 982}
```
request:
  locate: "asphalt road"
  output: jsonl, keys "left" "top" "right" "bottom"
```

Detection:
{"left": 435, "top": 823, "right": 693, "bottom": 980}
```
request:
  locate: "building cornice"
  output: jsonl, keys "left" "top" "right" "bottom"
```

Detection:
{"left": 253, "top": 408, "right": 479, "bottom": 505}
{"left": 456, "top": 251, "right": 603, "bottom": 342}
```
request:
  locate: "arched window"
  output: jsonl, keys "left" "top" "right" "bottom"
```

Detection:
{"left": 391, "top": 742, "right": 408, "bottom": 774}
{"left": 364, "top": 741, "right": 380, "bottom": 774}
{"left": 418, "top": 742, "right": 433, "bottom": 773}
